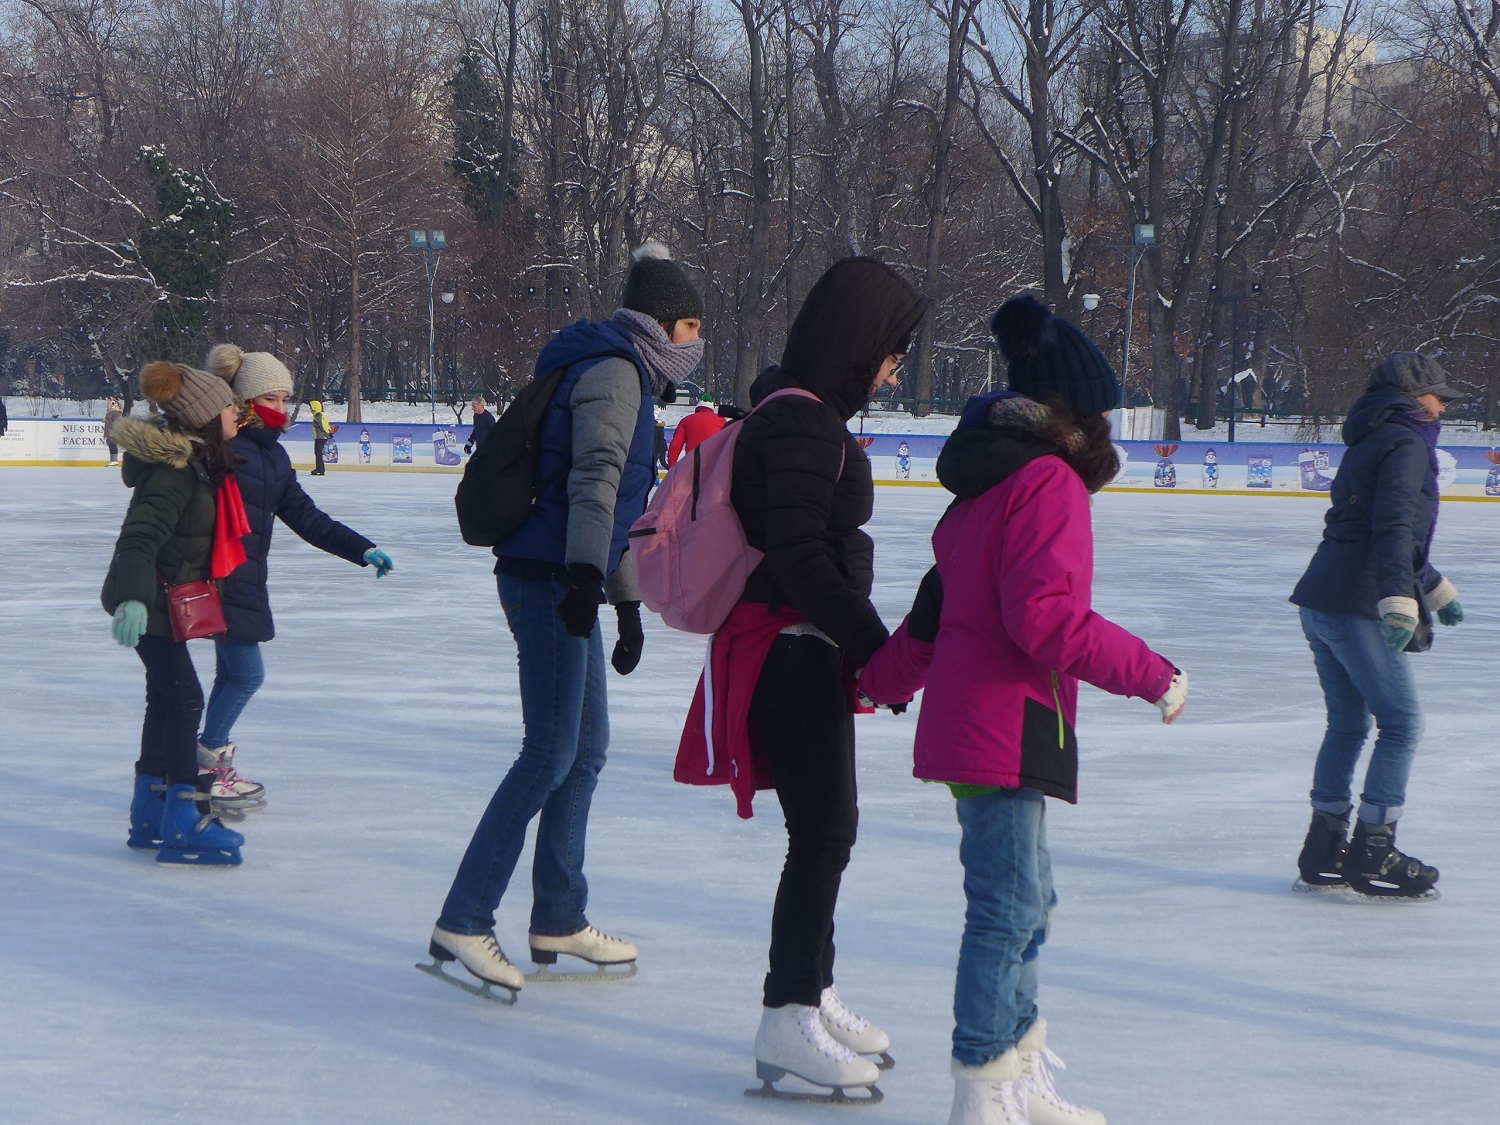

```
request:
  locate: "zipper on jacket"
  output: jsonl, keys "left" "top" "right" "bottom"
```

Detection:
{"left": 1050, "top": 671, "right": 1065, "bottom": 748}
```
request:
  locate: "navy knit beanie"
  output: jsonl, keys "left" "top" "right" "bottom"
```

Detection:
{"left": 990, "top": 294, "right": 1119, "bottom": 415}
{"left": 620, "top": 241, "right": 703, "bottom": 325}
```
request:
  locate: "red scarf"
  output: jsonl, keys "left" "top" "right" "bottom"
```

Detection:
{"left": 252, "top": 403, "right": 288, "bottom": 429}
{"left": 211, "top": 475, "right": 251, "bottom": 578}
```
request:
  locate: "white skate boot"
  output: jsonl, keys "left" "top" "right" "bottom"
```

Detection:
{"left": 416, "top": 926, "right": 524, "bottom": 1004}
{"left": 527, "top": 925, "right": 638, "bottom": 980}
{"left": 819, "top": 985, "right": 893, "bottom": 1068}
{"left": 950, "top": 1049, "right": 1030, "bottom": 1125}
{"left": 1016, "top": 1020, "right": 1105, "bottom": 1125}
{"left": 748, "top": 1003, "right": 882, "bottom": 1104}
{"left": 196, "top": 742, "right": 266, "bottom": 814}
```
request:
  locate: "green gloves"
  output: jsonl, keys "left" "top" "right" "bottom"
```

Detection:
{"left": 1382, "top": 612, "right": 1417, "bottom": 651}
{"left": 1437, "top": 600, "right": 1464, "bottom": 627}
{"left": 363, "top": 547, "right": 394, "bottom": 577}
{"left": 111, "top": 601, "right": 148, "bottom": 648}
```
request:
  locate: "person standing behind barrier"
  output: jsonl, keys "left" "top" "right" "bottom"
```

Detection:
{"left": 860, "top": 293, "right": 1188, "bottom": 1125}
{"left": 193, "top": 344, "right": 394, "bottom": 816}
{"left": 103, "top": 397, "right": 123, "bottom": 465}
{"left": 425, "top": 241, "right": 704, "bottom": 998}
{"left": 102, "top": 361, "right": 250, "bottom": 866}
{"left": 309, "top": 399, "right": 332, "bottom": 475}
{"left": 1290, "top": 352, "right": 1463, "bottom": 900}
{"left": 717, "top": 257, "right": 927, "bottom": 1097}
{"left": 465, "top": 397, "right": 496, "bottom": 455}
{"left": 667, "top": 394, "right": 727, "bottom": 465}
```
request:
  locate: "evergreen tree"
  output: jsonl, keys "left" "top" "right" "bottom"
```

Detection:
{"left": 448, "top": 53, "right": 517, "bottom": 225}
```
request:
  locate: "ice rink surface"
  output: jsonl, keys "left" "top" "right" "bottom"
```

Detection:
{"left": 2, "top": 467, "right": 1497, "bottom": 1124}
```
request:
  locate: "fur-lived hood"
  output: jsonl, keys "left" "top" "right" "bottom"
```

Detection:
{"left": 113, "top": 416, "right": 209, "bottom": 491}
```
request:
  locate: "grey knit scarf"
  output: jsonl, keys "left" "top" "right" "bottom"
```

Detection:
{"left": 612, "top": 308, "right": 705, "bottom": 399}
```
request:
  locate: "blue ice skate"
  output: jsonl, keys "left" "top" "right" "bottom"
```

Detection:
{"left": 128, "top": 774, "right": 166, "bottom": 850}
{"left": 157, "top": 784, "right": 244, "bottom": 866}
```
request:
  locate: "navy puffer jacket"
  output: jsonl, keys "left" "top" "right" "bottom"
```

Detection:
{"left": 224, "top": 418, "right": 374, "bottom": 641}
{"left": 1290, "top": 382, "right": 1444, "bottom": 628}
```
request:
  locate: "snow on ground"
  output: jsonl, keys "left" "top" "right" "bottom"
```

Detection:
{"left": 2, "top": 468, "right": 1498, "bottom": 1124}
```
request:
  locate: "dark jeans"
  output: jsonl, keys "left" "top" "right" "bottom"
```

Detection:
{"left": 135, "top": 634, "right": 205, "bottom": 785}
{"left": 437, "top": 572, "right": 609, "bottom": 937}
{"left": 313, "top": 437, "right": 327, "bottom": 473}
{"left": 752, "top": 634, "right": 858, "bottom": 1009}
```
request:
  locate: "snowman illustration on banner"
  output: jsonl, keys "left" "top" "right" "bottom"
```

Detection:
{"left": 896, "top": 440, "right": 911, "bottom": 480}
{"left": 1153, "top": 444, "right": 1178, "bottom": 488}
{"left": 1487, "top": 450, "right": 1500, "bottom": 497}
{"left": 1201, "top": 448, "right": 1219, "bottom": 489}
{"left": 358, "top": 428, "right": 372, "bottom": 464}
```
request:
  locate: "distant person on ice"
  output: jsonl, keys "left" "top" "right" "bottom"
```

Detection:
{"left": 1290, "top": 352, "right": 1463, "bottom": 900}
{"left": 102, "top": 360, "right": 251, "bottom": 866}
{"left": 859, "top": 293, "right": 1188, "bottom": 1125}
{"left": 103, "top": 397, "right": 123, "bottom": 465}
{"left": 195, "top": 344, "right": 394, "bottom": 816}
{"left": 666, "top": 394, "right": 726, "bottom": 465}
{"left": 425, "top": 241, "right": 703, "bottom": 998}
{"left": 309, "top": 399, "right": 332, "bottom": 475}
{"left": 464, "top": 396, "right": 495, "bottom": 455}
{"left": 675, "top": 257, "right": 927, "bottom": 1101}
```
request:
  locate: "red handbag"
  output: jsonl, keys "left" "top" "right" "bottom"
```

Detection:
{"left": 158, "top": 573, "right": 227, "bottom": 642}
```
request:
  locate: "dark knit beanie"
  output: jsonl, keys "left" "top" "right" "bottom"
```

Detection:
{"left": 620, "top": 241, "right": 703, "bottom": 324}
{"left": 990, "top": 294, "right": 1119, "bottom": 415}
{"left": 1368, "top": 351, "right": 1460, "bottom": 401}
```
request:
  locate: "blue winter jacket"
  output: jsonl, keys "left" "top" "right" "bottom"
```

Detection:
{"left": 224, "top": 421, "right": 375, "bottom": 642}
{"left": 494, "top": 319, "right": 654, "bottom": 579}
{"left": 1290, "top": 383, "right": 1444, "bottom": 624}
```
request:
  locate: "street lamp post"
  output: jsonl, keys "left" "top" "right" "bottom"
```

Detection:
{"left": 408, "top": 229, "right": 447, "bottom": 424}
{"left": 440, "top": 290, "right": 455, "bottom": 403}
{"left": 1106, "top": 225, "right": 1156, "bottom": 430}
{"left": 1082, "top": 292, "right": 1101, "bottom": 339}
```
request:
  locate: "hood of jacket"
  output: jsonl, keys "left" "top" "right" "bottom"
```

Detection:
{"left": 1343, "top": 383, "right": 1419, "bottom": 446}
{"left": 310, "top": 400, "right": 324, "bottom": 413}
{"left": 534, "top": 317, "right": 642, "bottom": 381}
{"left": 778, "top": 258, "right": 928, "bottom": 420}
{"left": 115, "top": 416, "right": 197, "bottom": 484}
{"left": 937, "top": 391, "right": 1060, "bottom": 499}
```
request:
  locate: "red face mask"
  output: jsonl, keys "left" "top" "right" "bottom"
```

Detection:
{"left": 253, "top": 403, "right": 288, "bottom": 429}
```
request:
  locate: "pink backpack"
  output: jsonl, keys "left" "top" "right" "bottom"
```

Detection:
{"left": 629, "top": 388, "right": 832, "bottom": 634}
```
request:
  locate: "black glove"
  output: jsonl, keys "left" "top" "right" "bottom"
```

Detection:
{"left": 557, "top": 564, "right": 605, "bottom": 637}
{"left": 611, "top": 601, "right": 645, "bottom": 675}
{"left": 463, "top": 441, "right": 474, "bottom": 455}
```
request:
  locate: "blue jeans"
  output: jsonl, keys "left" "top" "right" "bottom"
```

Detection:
{"left": 952, "top": 787, "right": 1055, "bottom": 1067}
{"left": 437, "top": 573, "right": 609, "bottom": 937}
{"left": 1300, "top": 607, "right": 1423, "bottom": 824}
{"left": 200, "top": 637, "right": 266, "bottom": 750}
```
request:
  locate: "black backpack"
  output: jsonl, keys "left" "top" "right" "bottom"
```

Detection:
{"left": 454, "top": 351, "right": 632, "bottom": 547}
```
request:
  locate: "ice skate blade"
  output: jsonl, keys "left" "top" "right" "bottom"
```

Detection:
{"left": 524, "top": 959, "right": 637, "bottom": 983}
{"left": 211, "top": 797, "right": 266, "bottom": 817}
{"left": 415, "top": 959, "right": 519, "bottom": 1005}
{"left": 871, "top": 1051, "right": 894, "bottom": 1070}
{"left": 1292, "top": 877, "right": 1347, "bottom": 893}
{"left": 745, "top": 1073, "right": 883, "bottom": 1106}
{"left": 156, "top": 847, "right": 242, "bottom": 866}
{"left": 1345, "top": 886, "right": 1441, "bottom": 903}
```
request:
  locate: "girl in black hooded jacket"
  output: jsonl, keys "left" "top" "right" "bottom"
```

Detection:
{"left": 731, "top": 257, "right": 927, "bottom": 1096}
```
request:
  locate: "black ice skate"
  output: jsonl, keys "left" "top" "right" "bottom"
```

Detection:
{"left": 1293, "top": 810, "right": 1350, "bottom": 892}
{"left": 1343, "top": 820, "right": 1440, "bottom": 901}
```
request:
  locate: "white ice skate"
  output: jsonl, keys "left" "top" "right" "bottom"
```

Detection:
{"left": 819, "top": 985, "right": 894, "bottom": 1068}
{"left": 196, "top": 742, "right": 266, "bottom": 814}
{"left": 416, "top": 927, "right": 523, "bottom": 1004}
{"left": 949, "top": 1049, "right": 1029, "bottom": 1125}
{"left": 526, "top": 925, "right": 638, "bottom": 981}
{"left": 747, "top": 1003, "right": 883, "bottom": 1105}
{"left": 1017, "top": 1020, "right": 1105, "bottom": 1125}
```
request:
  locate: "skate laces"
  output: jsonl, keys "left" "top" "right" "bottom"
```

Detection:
{"left": 1022, "top": 1046, "right": 1091, "bottom": 1115}
{"left": 478, "top": 933, "right": 512, "bottom": 964}
{"left": 797, "top": 1005, "right": 858, "bottom": 1063}
{"left": 819, "top": 987, "right": 870, "bottom": 1034}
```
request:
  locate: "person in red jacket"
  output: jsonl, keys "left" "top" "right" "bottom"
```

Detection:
{"left": 860, "top": 294, "right": 1188, "bottom": 1125}
{"left": 667, "top": 395, "right": 727, "bottom": 464}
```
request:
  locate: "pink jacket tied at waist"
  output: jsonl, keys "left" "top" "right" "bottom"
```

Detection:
{"left": 859, "top": 455, "right": 1173, "bottom": 802}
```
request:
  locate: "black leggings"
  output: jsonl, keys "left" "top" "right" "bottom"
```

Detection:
{"left": 751, "top": 634, "right": 859, "bottom": 1009}
{"left": 135, "top": 634, "right": 204, "bottom": 785}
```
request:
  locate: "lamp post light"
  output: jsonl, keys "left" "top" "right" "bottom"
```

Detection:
{"left": 1081, "top": 291, "right": 1101, "bottom": 341}
{"left": 440, "top": 290, "right": 455, "bottom": 403}
{"left": 408, "top": 228, "right": 447, "bottom": 424}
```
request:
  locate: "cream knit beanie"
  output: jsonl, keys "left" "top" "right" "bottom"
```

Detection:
{"left": 207, "top": 343, "right": 294, "bottom": 400}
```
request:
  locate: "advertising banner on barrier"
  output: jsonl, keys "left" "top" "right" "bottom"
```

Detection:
{"left": 7, "top": 417, "right": 1499, "bottom": 498}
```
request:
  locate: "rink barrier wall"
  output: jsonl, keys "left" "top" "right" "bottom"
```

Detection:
{"left": 6, "top": 417, "right": 1500, "bottom": 500}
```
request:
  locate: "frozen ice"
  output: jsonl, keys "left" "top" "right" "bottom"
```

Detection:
{"left": 2, "top": 467, "right": 1497, "bottom": 1123}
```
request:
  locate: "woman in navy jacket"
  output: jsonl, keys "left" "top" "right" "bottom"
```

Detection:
{"left": 198, "top": 344, "right": 394, "bottom": 812}
{"left": 1290, "top": 351, "right": 1463, "bottom": 899}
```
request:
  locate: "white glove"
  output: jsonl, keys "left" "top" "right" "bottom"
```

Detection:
{"left": 1154, "top": 667, "right": 1187, "bottom": 725}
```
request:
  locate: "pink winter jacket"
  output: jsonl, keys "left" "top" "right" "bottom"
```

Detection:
{"left": 859, "top": 455, "right": 1173, "bottom": 802}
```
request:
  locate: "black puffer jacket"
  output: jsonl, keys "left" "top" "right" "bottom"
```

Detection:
{"left": 224, "top": 413, "right": 374, "bottom": 642}
{"left": 100, "top": 417, "right": 218, "bottom": 638}
{"left": 730, "top": 258, "right": 928, "bottom": 668}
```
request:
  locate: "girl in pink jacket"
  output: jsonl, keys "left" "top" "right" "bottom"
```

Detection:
{"left": 860, "top": 295, "right": 1187, "bottom": 1125}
